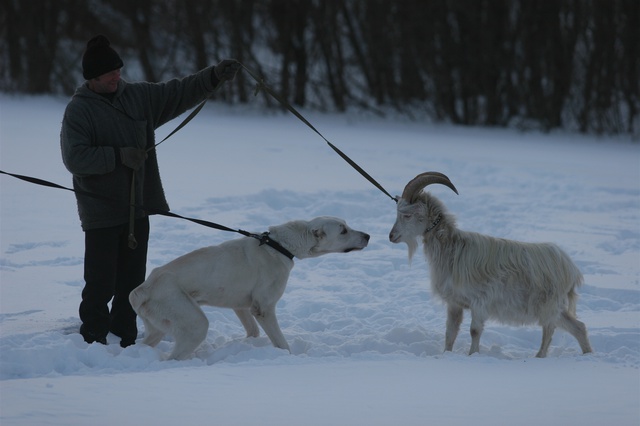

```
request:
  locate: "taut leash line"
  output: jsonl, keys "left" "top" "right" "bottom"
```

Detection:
{"left": 148, "top": 61, "right": 396, "bottom": 202}
{"left": 240, "top": 64, "right": 397, "bottom": 203}
{"left": 0, "top": 170, "right": 294, "bottom": 260}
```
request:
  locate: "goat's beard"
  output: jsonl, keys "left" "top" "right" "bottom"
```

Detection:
{"left": 406, "top": 238, "right": 419, "bottom": 264}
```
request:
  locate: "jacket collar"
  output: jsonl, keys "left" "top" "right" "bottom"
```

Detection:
{"left": 76, "top": 79, "right": 127, "bottom": 102}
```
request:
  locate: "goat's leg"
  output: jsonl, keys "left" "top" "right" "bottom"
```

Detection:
{"left": 445, "top": 305, "right": 463, "bottom": 352}
{"left": 558, "top": 311, "right": 593, "bottom": 354}
{"left": 469, "top": 312, "right": 484, "bottom": 355}
{"left": 536, "top": 324, "right": 555, "bottom": 358}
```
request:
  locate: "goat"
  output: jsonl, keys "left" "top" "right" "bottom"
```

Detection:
{"left": 388, "top": 172, "right": 593, "bottom": 358}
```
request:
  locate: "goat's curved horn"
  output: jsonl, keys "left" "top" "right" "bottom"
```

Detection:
{"left": 401, "top": 172, "right": 459, "bottom": 202}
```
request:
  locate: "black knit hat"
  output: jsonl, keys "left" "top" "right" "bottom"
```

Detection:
{"left": 82, "top": 35, "right": 124, "bottom": 80}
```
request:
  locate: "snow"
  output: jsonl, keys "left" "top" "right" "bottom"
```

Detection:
{"left": 1, "top": 94, "right": 639, "bottom": 425}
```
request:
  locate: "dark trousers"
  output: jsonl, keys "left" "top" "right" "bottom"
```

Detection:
{"left": 79, "top": 217, "right": 149, "bottom": 345}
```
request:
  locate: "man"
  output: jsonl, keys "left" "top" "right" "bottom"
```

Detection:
{"left": 60, "top": 34, "right": 240, "bottom": 347}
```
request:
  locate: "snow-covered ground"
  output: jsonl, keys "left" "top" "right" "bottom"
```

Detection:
{"left": 1, "top": 94, "right": 638, "bottom": 425}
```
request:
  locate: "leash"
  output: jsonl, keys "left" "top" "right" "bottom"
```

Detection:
{"left": 124, "top": 81, "right": 223, "bottom": 248}
{"left": 128, "top": 174, "right": 138, "bottom": 249}
{"left": 239, "top": 64, "right": 397, "bottom": 203}
{"left": 152, "top": 94, "right": 211, "bottom": 152}
{"left": 148, "top": 62, "right": 396, "bottom": 202}
{"left": 0, "top": 170, "right": 294, "bottom": 260}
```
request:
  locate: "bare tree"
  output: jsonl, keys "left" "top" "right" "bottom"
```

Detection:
{"left": 2, "top": 0, "right": 62, "bottom": 93}
{"left": 0, "top": 0, "right": 636, "bottom": 136}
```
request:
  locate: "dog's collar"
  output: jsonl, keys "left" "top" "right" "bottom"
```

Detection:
{"left": 253, "top": 232, "right": 295, "bottom": 260}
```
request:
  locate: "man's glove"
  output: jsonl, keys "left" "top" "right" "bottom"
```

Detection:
{"left": 214, "top": 59, "right": 241, "bottom": 82}
{"left": 120, "top": 147, "right": 147, "bottom": 171}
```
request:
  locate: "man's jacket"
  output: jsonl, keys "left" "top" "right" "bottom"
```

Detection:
{"left": 61, "top": 67, "right": 218, "bottom": 230}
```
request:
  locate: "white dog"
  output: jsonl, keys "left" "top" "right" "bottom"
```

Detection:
{"left": 129, "top": 216, "right": 369, "bottom": 360}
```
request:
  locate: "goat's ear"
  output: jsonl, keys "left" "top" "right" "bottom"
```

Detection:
{"left": 400, "top": 203, "right": 421, "bottom": 218}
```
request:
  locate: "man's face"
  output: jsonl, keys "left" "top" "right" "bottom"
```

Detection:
{"left": 88, "top": 69, "right": 121, "bottom": 93}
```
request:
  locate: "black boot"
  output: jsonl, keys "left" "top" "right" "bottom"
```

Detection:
{"left": 109, "top": 324, "right": 137, "bottom": 348}
{"left": 80, "top": 324, "right": 107, "bottom": 345}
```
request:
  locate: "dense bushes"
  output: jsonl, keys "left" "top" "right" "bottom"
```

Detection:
{"left": 1, "top": 0, "right": 637, "bottom": 136}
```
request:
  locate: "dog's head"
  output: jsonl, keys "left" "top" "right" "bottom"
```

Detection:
{"left": 305, "top": 216, "right": 370, "bottom": 258}
{"left": 269, "top": 217, "right": 370, "bottom": 259}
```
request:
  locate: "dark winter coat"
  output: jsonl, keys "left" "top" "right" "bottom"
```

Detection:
{"left": 60, "top": 67, "right": 218, "bottom": 230}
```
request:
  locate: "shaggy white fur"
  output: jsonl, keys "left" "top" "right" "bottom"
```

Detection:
{"left": 389, "top": 173, "right": 592, "bottom": 358}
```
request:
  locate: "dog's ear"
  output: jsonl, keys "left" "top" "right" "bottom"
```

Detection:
{"left": 312, "top": 228, "right": 326, "bottom": 240}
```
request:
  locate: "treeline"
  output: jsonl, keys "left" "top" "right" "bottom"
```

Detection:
{"left": 1, "top": 0, "right": 638, "bottom": 136}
